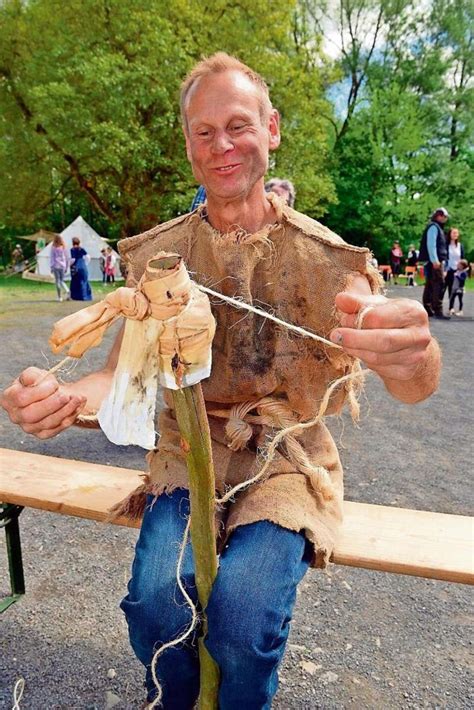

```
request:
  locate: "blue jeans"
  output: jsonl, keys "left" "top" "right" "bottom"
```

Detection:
{"left": 120, "top": 490, "right": 311, "bottom": 709}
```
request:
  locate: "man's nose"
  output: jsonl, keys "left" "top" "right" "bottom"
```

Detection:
{"left": 211, "top": 130, "right": 234, "bottom": 154}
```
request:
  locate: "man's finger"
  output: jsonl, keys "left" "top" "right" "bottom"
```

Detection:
{"left": 329, "top": 326, "right": 431, "bottom": 354}
{"left": 335, "top": 291, "right": 387, "bottom": 315}
{"left": 338, "top": 345, "right": 427, "bottom": 370}
{"left": 22, "top": 398, "right": 86, "bottom": 435}
{"left": 20, "top": 393, "right": 85, "bottom": 426}
{"left": 17, "top": 367, "right": 52, "bottom": 387}
{"left": 12, "top": 376, "right": 59, "bottom": 408}
{"left": 35, "top": 414, "right": 83, "bottom": 440}
{"left": 337, "top": 299, "right": 428, "bottom": 331}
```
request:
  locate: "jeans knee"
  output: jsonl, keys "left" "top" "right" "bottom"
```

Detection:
{"left": 205, "top": 585, "right": 269, "bottom": 663}
{"left": 121, "top": 573, "right": 196, "bottom": 660}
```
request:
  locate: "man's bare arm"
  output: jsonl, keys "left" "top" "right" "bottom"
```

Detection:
{"left": 329, "top": 275, "right": 441, "bottom": 404}
{"left": 0, "top": 326, "right": 124, "bottom": 439}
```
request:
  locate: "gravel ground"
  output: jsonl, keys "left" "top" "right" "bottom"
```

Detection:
{"left": 0, "top": 285, "right": 473, "bottom": 710}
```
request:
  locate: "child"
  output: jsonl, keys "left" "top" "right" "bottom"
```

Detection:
{"left": 449, "top": 259, "right": 469, "bottom": 316}
{"left": 105, "top": 246, "right": 116, "bottom": 284}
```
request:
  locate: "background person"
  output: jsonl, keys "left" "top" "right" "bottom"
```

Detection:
{"left": 105, "top": 246, "right": 116, "bottom": 284}
{"left": 191, "top": 184, "right": 207, "bottom": 209}
{"left": 406, "top": 244, "right": 419, "bottom": 286}
{"left": 11, "top": 243, "right": 24, "bottom": 272}
{"left": 448, "top": 258, "right": 469, "bottom": 316}
{"left": 99, "top": 248, "right": 107, "bottom": 283}
{"left": 49, "top": 235, "right": 70, "bottom": 302}
{"left": 419, "top": 207, "right": 449, "bottom": 319}
{"left": 389, "top": 241, "right": 403, "bottom": 284}
{"left": 444, "top": 228, "right": 464, "bottom": 299}
{"left": 264, "top": 177, "right": 296, "bottom": 207}
{"left": 70, "top": 237, "right": 92, "bottom": 301}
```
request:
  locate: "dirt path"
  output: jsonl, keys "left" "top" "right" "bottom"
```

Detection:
{"left": 0, "top": 285, "right": 472, "bottom": 709}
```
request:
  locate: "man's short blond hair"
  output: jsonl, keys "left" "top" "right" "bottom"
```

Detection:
{"left": 180, "top": 52, "right": 272, "bottom": 132}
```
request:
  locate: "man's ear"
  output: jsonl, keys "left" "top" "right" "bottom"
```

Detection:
{"left": 268, "top": 109, "right": 281, "bottom": 151}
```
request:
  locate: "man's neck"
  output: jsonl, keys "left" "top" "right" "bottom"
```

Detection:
{"left": 205, "top": 187, "right": 277, "bottom": 234}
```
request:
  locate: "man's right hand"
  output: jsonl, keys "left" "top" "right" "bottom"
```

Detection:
{"left": 432, "top": 261, "right": 441, "bottom": 270}
{"left": 0, "top": 367, "right": 87, "bottom": 439}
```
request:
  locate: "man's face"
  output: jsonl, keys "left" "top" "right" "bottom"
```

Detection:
{"left": 184, "top": 70, "right": 280, "bottom": 201}
{"left": 435, "top": 214, "right": 448, "bottom": 225}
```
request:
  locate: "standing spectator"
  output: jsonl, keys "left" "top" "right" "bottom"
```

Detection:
{"left": 105, "top": 246, "right": 116, "bottom": 284}
{"left": 70, "top": 237, "right": 92, "bottom": 301}
{"left": 99, "top": 248, "right": 107, "bottom": 283}
{"left": 419, "top": 208, "right": 450, "bottom": 319}
{"left": 444, "top": 228, "right": 464, "bottom": 299}
{"left": 264, "top": 177, "right": 296, "bottom": 207}
{"left": 49, "top": 235, "right": 70, "bottom": 302}
{"left": 448, "top": 259, "right": 469, "bottom": 316}
{"left": 406, "top": 244, "right": 419, "bottom": 287}
{"left": 11, "top": 243, "right": 24, "bottom": 272}
{"left": 389, "top": 241, "right": 403, "bottom": 284}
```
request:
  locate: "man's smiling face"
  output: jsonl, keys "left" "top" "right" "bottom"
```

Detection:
{"left": 183, "top": 70, "right": 280, "bottom": 202}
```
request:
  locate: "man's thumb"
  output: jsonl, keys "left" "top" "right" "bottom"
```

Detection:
{"left": 18, "top": 367, "right": 50, "bottom": 387}
{"left": 335, "top": 291, "right": 386, "bottom": 315}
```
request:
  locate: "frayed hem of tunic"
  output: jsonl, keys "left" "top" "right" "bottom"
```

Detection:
{"left": 107, "top": 479, "right": 334, "bottom": 570}
{"left": 106, "top": 477, "right": 182, "bottom": 522}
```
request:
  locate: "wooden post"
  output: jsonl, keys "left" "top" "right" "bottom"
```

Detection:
{"left": 172, "top": 383, "right": 219, "bottom": 709}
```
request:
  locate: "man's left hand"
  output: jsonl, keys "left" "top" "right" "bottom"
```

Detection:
{"left": 329, "top": 279, "right": 432, "bottom": 383}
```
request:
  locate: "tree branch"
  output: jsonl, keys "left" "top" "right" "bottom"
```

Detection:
{"left": 0, "top": 67, "right": 116, "bottom": 222}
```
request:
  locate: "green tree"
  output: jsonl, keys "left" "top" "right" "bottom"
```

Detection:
{"left": 296, "top": 0, "right": 474, "bottom": 259}
{"left": 0, "top": 0, "right": 336, "bottom": 240}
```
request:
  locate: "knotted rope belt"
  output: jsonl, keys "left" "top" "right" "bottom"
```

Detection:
{"left": 207, "top": 396, "right": 335, "bottom": 501}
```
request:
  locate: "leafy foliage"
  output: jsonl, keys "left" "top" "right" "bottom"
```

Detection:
{"left": 0, "top": 0, "right": 472, "bottom": 264}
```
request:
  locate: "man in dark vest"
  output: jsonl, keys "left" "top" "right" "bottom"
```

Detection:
{"left": 419, "top": 207, "right": 450, "bottom": 319}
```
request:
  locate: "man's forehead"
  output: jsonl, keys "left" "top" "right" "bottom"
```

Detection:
{"left": 186, "top": 70, "right": 262, "bottom": 115}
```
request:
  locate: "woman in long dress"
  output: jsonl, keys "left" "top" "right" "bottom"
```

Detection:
{"left": 70, "top": 237, "right": 92, "bottom": 301}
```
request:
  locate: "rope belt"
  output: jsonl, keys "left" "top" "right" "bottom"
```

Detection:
{"left": 207, "top": 397, "right": 335, "bottom": 501}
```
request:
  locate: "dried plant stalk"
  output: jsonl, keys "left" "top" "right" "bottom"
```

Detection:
{"left": 172, "top": 383, "right": 219, "bottom": 710}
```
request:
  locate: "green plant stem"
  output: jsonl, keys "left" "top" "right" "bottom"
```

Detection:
{"left": 172, "top": 383, "right": 219, "bottom": 710}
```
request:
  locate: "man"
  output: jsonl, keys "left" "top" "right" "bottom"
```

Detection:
{"left": 419, "top": 207, "right": 450, "bottom": 319}
{"left": 1, "top": 53, "right": 440, "bottom": 708}
{"left": 99, "top": 247, "right": 107, "bottom": 283}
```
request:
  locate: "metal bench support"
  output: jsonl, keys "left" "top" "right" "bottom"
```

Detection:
{"left": 0, "top": 503, "right": 25, "bottom": 613}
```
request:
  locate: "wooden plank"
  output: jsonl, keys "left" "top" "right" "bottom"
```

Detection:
{"left": 334, "top": 501, "right": 474, "bottom": 585}
{"left": 0, "top": 448, "right": 140, "bottom": 529}
{"left": 0, "top": 448, "right": 473, "bottom": 584}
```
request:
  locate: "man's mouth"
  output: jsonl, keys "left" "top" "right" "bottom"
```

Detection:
{"left": 213, "top": 164, "right": 240, "bottom": 173}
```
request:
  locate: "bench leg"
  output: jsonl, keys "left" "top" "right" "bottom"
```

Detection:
{"left": 0, "top": 503, "right": 25, "bottom": 613}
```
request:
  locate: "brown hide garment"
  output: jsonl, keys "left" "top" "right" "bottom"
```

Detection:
{"left": 117, "top": 196, "right": 381, "bottom": 567}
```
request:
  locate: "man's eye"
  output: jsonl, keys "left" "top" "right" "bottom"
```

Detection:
{"left": 197, "top": 130, "right": 210, "bottom": 137}
{"left": 231, "top": 124, "right": 245, "bottom": 131}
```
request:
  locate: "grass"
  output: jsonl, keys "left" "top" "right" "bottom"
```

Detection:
{"left": 0, "top": 274, "right": 119, "bottom": 301}
{"left": 1, "top": 273, "right": 472, "bottom": 303}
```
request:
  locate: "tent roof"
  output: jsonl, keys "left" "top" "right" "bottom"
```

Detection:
{"left": 16, "top": 229, "right": 59, "bottom": 243}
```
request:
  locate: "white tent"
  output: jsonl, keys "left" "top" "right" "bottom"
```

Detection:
{"left": 36, "top": 216, "right": 122, "bottom": 281}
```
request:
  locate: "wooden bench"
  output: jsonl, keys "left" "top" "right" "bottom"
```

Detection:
{"left": 1, "top": 448, "right": 472, "bottom": 611}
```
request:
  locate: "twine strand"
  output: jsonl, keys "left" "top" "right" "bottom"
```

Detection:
{"left": 12, "top": 678, "right": 25, "bottom": 710}
{"left": 196, "top": 284, "right": 342, "bottom": 350}
{"left": 147, "top": 515, "right": 198, "bottom": 710}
